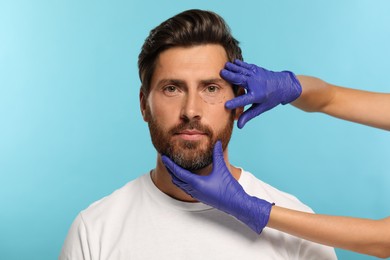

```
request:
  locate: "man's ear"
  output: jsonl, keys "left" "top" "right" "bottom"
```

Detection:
{"left": 234, "top": 86, "right": 245, "bottom": 121}
{"left": 139, "top": 89, "right": 148, "bottom": 122}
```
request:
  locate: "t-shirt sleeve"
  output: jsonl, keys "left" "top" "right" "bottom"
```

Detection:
{"left": 59, "top": 213, "right": 91, "bottom": 260}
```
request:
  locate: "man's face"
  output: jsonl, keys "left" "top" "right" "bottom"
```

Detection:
{"left": 141, "top": 44, "right": 238, "bottom": 172}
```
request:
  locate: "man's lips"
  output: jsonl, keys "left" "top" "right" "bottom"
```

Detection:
{"left": 174, "top": 129, "right": 207, "bottom": 140}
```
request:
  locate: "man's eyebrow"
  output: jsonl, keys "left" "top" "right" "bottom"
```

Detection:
{"left": 200, "top": 78, "right": 229, "bottom": 86}
{"left": 156, "top": 78, "right": 229, "bottom": 87}
{"left": 156, "top": 79, "right": 185, "bottom": 87}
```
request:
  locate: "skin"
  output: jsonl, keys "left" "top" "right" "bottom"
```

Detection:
{"left": 294, "top": 76, "right": 390, "bottom": 131}
{"left": 268, "top": 207, "right": 390, "bottom": 258}
{"left": 139, "top": 44, "right": 243, "bottom": 202}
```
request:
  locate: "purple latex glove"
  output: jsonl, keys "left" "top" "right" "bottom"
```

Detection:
{"left": 221, "top": 60, "right": 302, "bottom": 128}
{"left": 161, "top": 141, "right": 274, "bottom": 234}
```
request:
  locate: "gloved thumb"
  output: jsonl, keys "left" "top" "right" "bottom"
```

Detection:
{"left": 211, "top": 141, "right": 227, "bottom": 172}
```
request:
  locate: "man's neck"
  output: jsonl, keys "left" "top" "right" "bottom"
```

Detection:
{"left": 151, "top": 153, "right": 241, "bottom": 202}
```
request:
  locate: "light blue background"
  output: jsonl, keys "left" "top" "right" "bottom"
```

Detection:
{"left": 1, "top": 1, "right": 389, "bottom": 259}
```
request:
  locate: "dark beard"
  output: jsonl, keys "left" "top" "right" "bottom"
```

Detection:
{"left": 146, "top": 107, "right": 235, "bottom": 172}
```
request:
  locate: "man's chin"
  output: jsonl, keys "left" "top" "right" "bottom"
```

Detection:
{"left": 166, "top": 144, "right": 213, "bottom": 172}
{"left": 177, "top": 139, "right": 205, "bottom": 150}
{"left": 178, "top": 161, "right": 212, "bottom": 173}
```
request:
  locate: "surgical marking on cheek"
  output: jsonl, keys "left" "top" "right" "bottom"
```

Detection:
{"left": 200, "top": 94, "right": 226, "bottom": 105}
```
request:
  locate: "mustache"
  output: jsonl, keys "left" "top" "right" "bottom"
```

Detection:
{"left": 168, "top": 120, "right": 213, "bottom": 136}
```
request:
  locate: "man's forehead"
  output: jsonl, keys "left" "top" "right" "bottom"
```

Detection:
{"left": 156, "top": 44, "right": 228, "bottom": 67}
{"left": 151, "top": 45, "right": 228, "bottom": 86}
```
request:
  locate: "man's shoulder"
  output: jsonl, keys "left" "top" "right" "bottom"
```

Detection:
{"left": 80, "top": 174, "right": 148, "bottom": 219}
{"left": 240, "top": 169, "right": 314, "bottom": 213}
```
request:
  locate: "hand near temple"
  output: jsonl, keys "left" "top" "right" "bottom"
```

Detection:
{"left": 221, "top": 60, "right": 302, "bottom": 128}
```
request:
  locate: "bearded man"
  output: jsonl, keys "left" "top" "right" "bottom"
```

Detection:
{"left": 60, "top": 9, "right": 337, "bottom": 259}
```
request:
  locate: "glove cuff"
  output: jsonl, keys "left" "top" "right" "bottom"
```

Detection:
{"left": 236, "top": 196, "right": 274, "bottom": 234}
{"left": 281, "top": 71, "right": 302, "bottom": 105}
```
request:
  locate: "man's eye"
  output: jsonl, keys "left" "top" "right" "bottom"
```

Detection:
{"left": 162, "top": 85, "right": 180, "bottom": 96}
{"left": 164, "top": 85, "right": 177, "bottom": 92}
{"left": 206, "top": 85, "right": 218, "bottom": 93}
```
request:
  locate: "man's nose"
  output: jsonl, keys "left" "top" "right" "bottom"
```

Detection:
{"left": 180, "top": 91, "right": 203, "bottom": 121}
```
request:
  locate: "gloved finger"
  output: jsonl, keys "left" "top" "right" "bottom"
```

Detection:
{"left": 220, "top": 69, "right": 247, "bottom": 86}
{"left": 225, "top": 94, "right": 254, "bottom": 110}
{"left": 237, "top": 104, "right": 270, "bottom": 129}
{"left": 161, "top": 155, "right": 196, "bottom": 184}
{"left": 163, "top": 161, "right": 185, "bottom": 188}
{"left": 164, "top": 163, "right": 196, "bottom": 196}
{"left": 171, "top": 177, "right": 194, "bottom": 196}
{"left": 212, "top": 140, "right": 224, "bottom": 166}
{"left": 225, "top": 61, "right": 252, "bottom": 75}
{"left": 172, "top": 180, "right": 196, "bottom": 199}
{"left": 170, "top": 170, "right": 187, "bottom": 187}
{"left": 234, "top": 59, "right": 256, "bottom": 71}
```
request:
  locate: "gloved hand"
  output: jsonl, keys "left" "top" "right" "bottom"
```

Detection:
{"left": 221, "top": 60, "right": 302, "bottom": 128}
{"left": 161, "top": 141, "right": 274, "bottom": 234}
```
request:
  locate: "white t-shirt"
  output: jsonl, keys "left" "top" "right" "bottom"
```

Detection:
{"left": 60, "top": 169, "right": 337, "bottom": 259}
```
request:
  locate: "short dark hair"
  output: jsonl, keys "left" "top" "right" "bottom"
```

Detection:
{"left": 138, "top": 9, "right": 243, "bottom": 96}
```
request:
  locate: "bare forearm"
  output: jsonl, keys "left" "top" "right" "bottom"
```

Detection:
{"left": 267, "top": 206, "right": 390, "bottom": 258}
{"left": 294, "top": 75, "right": 390, "bottom": 131}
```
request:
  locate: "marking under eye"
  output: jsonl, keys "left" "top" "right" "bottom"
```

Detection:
{"left": 200, "top": 86, "right": 226, "bottom": 104}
